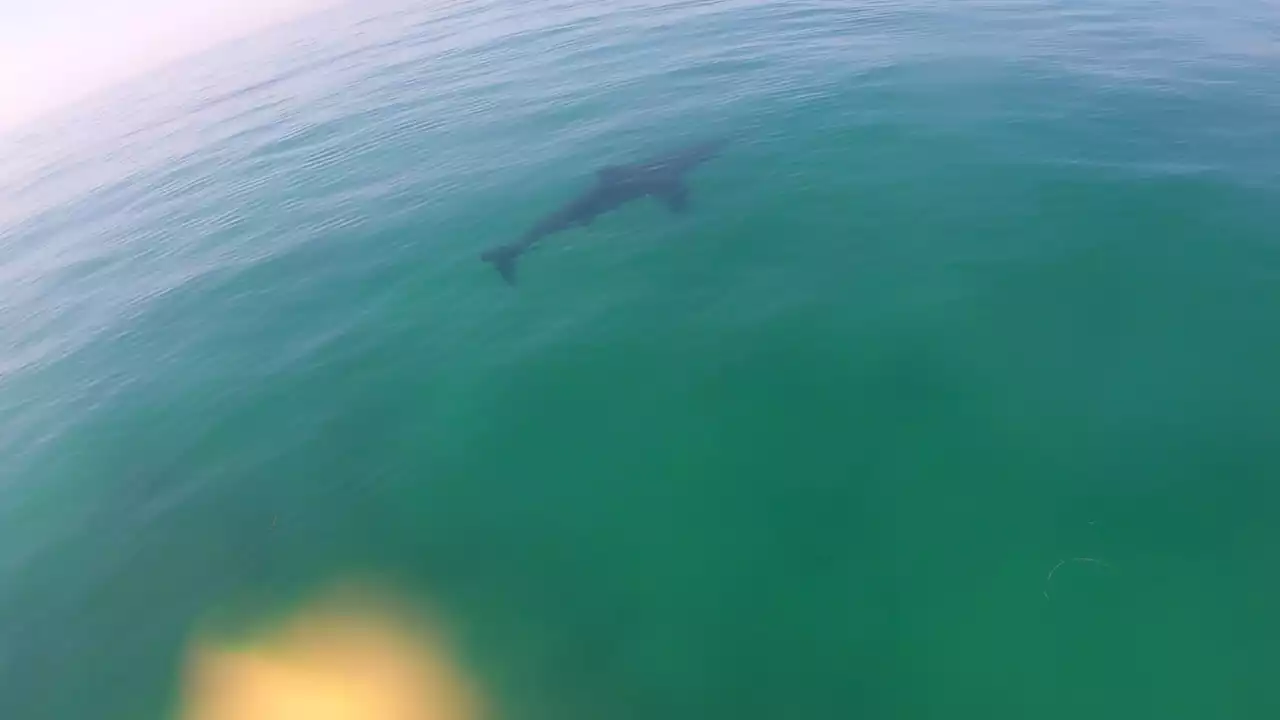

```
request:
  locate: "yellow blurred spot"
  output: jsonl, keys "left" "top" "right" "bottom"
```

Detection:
{"left": 179, "top": 584, "right": 482, "bottom": 720}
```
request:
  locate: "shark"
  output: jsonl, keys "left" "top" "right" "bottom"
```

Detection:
{"left": 480, "top": 139, "right": 725, "bottom": 284}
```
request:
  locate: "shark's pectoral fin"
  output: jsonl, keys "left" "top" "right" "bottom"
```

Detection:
{"left": 657, "top": 182, "right": 689, "bottom": 214}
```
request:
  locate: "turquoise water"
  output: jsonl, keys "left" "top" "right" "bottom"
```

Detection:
{"left": 3, "top": 0, "right": 1280, "bottom": 717}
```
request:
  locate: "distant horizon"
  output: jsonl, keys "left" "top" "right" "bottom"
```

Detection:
{"left": 0, "top": 0, "right": 336, "bottom": 132}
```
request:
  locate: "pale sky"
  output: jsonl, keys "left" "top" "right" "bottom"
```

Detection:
{"left": 0, "top": 0, "right": 330, "bottom": 130}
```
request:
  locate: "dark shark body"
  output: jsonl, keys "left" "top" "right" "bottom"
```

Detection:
{"left": 481, "top": 139, "right": 725, "bottom": 284}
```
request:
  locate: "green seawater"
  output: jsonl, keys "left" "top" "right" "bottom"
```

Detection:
{"left": 2, "top": 0, "right": 1280, "bottom": 717}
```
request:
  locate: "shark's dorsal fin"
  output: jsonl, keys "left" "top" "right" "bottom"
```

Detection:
{"left": 596, "top": 165, "right": 627, "bottom": 183}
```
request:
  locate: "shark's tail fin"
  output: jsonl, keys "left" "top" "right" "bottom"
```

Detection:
{"left": 481, "top": 245, "right": 520, "bottom": 285}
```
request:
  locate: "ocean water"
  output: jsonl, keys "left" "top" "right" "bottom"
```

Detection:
{"left": 3, "top": 0, "right": 1280, "bottom": 717}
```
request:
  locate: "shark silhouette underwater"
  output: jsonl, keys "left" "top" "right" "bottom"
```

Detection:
{"left": 480, "top": 139, "right": 725, "bottom": 284}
